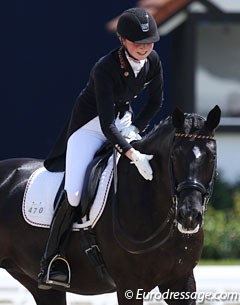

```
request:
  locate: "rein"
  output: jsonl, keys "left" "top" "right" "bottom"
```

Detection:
{"left": 112, "top": 198, "right": 177, "bottom": 254}
{"left": 112, "top": 148, "right": 177, "bottom": 255}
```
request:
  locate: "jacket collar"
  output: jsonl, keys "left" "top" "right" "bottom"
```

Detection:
{"left": 125, "top": 52, "right": 146, "bottom": 77}
{"left": 118, "top": 46, "right": 147, "bottom": 79}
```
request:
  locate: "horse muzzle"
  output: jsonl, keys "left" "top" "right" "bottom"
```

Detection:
{"left": 176, "top": 198, "right": 203, "bottom": 234}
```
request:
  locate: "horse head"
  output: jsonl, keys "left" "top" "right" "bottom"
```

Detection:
{"left": 109, "top": 106, "right": 221, "bottom": 254}
{"left": 170, "top": 105, "right": 221, "bottom": 234}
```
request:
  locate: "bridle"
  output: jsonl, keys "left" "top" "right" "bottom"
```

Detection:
{"left": 170, "top": 132, "right": 217, "bottom": 214}
{"left": 112, "top": 131, "right": 217, "bottom": 254}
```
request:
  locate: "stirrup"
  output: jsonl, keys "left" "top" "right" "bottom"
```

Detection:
{"left": 45, "top": 254, "right": 71, "bottom": 289}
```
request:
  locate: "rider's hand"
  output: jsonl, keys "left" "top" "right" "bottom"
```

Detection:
{"left": 115, "top": 111, "right": 132, "bottom": 131}
{"left": 131, "top": 150, "right": 153, "bottom": 181}
{"left": 121, "top": 125, "right": 139, "bottom": 139}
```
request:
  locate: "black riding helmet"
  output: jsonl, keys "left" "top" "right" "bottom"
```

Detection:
{"left": 117, "top": 7, "right": 160, "bottom": 44}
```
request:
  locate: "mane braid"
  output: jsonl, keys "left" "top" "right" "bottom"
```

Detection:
{"left": 137, "top": 116, "right": 174, "bottom": 153}
{"left": 184, "top": 113, "right": 206, "bottom": 121}
{"left": 144, "top": 116, "right": 173, "bottom": 139}
{"left": 183, "top": 113, "right": 205, "bottom": 134}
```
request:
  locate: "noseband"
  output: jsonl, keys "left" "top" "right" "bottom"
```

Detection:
{"left": 170, "top": 132, "right": 217, "bottom": 212}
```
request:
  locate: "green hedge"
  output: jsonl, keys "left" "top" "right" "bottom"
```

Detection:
{"left": 202, "top": 207, "right": 240, "bottom": 259}
{"left": 201, "top": 174, "right": 240, "bottom": 259}
{"left": 210, "top": 172, "right": 240, "bottom": 210}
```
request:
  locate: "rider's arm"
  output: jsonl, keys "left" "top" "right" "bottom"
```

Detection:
{"left": 93, "top": 65, "right": 133, "bottom": 155}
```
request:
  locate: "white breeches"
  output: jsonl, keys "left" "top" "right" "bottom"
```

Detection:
{"left": 64, "top": 113, "right": 132, "bottom": 206}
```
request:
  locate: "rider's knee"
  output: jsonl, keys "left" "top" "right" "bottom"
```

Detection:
{"left": 65, "top": 190, "right": 81, "bottom": 207}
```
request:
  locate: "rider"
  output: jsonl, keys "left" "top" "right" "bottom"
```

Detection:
{"left": 38, "top": 7, "right": 164, "bottom": 289}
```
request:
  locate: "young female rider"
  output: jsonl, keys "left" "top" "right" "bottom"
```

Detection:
{"left": 38, "top": 7, "right": 164, "bottom": 289}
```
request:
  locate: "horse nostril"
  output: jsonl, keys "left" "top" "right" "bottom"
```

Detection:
{"left": 178, "top": 208, "right": 186, "bottom": 219}
{"left": 192, "top": 208, "right": 199, "bottom": 219}
{"left": 177, "top": 207, "right": 202, "bottom": 223}
{"left": 196, "top": 210, "right": 203, "bottom": 223}
{"left": 191, "top": 208, "right": 202, "bottom": 221}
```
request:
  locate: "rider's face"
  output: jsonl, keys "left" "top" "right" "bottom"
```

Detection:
{"left": 122, "top": 38, "right": 154, "bottom": 61}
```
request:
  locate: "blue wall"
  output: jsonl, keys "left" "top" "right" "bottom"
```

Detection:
{"left": 0, "top": 1, "right": 172, "bottom": 160}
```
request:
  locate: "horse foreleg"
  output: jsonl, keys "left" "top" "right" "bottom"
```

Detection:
{"left": 158, "top": 271, "right": 196, "bottom": 305}
{"left": 6, "top": 269, "right": 67, "bottom": 305}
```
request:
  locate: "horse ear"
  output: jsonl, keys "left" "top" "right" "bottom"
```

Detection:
{"left": 172, "top": 107, "right": 185, "bottom": 130}
{"left": 205, "top": 105, "right": 221, "bottom": 131}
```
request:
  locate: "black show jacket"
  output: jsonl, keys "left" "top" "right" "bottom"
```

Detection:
{"left": 44, "top": 46, "right": 163, "bottom": 172}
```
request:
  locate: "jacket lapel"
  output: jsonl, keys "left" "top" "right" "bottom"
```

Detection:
{"left": 118, "top": 47, "right": 148, "bottom": 87}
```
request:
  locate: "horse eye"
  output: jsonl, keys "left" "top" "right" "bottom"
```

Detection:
{"left": 208, "top": 153, "right": 216, "bottom": 162}
{"left": 174, "top": 146, "right": 183, "bottom": 155}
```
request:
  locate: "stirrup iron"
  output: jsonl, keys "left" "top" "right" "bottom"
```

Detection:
{"left": 45, "top": 255, "right": 71, "bottom": 288}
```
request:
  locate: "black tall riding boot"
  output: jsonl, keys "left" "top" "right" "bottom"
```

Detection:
{"left": 38, "top": 190, "right": 77, "bottom": 290}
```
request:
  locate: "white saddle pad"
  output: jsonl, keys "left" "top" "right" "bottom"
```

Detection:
{"left": 22, "top": 154, "right": 119, "bottom": 230}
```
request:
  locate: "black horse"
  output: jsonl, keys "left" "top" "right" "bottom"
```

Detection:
{"left": 0, "top": 106, "right": 221, "bottom": 305}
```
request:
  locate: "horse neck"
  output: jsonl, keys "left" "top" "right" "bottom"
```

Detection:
{"left": 129, "top": 125, "right": 175, "bottom": 226}
{"left": 137, "top": 122, "right": 175, "bottom": 165}
{"left": 116, "top": 170, "right": 173, "bottom": 240}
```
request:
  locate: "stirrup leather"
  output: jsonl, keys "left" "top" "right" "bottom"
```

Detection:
{"left": 45, "top": 254, "right": 71, "bottom": 288}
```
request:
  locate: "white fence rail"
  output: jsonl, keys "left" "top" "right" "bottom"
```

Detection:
{"left": 0, "top": 266, "right": 240, "bottom": 305}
